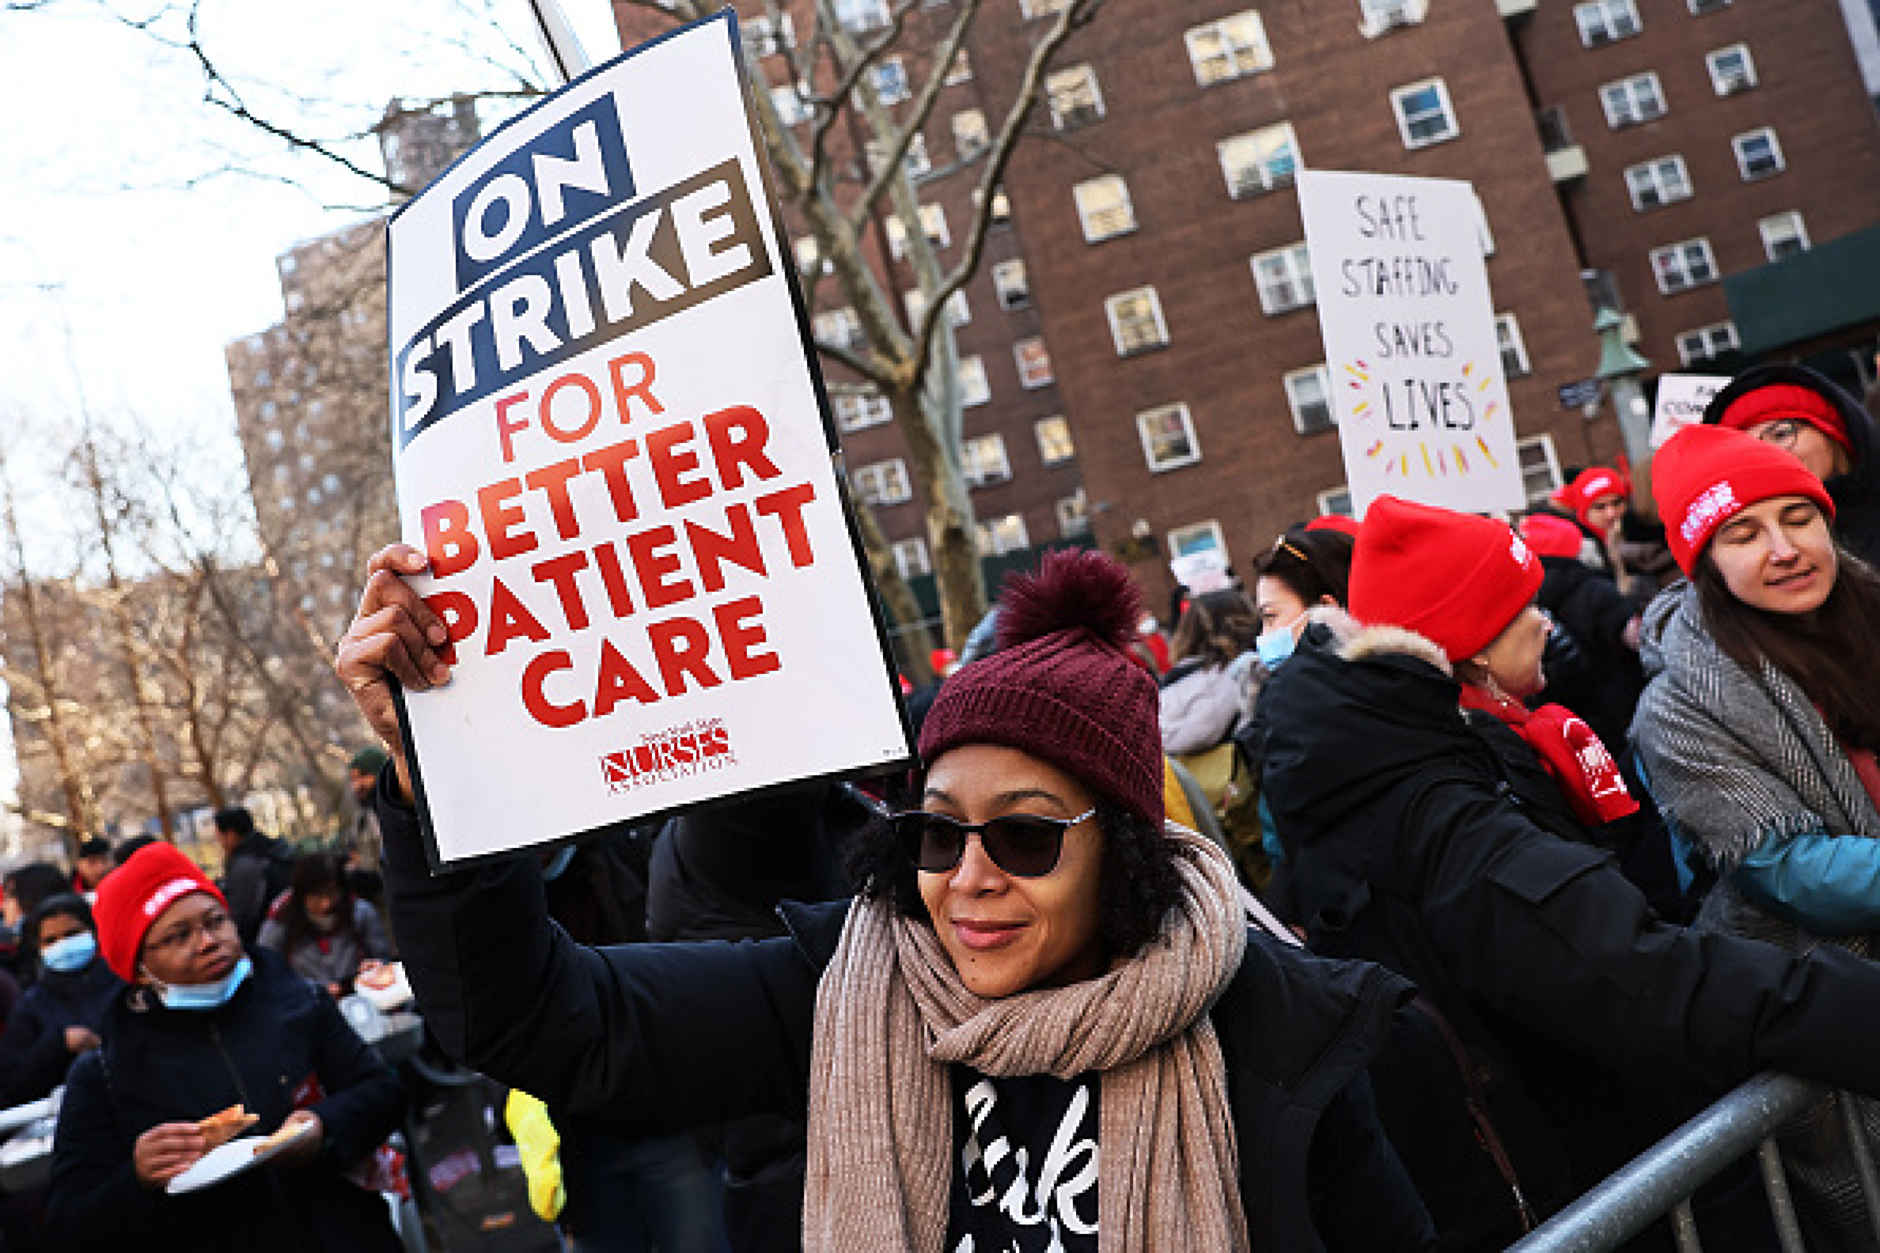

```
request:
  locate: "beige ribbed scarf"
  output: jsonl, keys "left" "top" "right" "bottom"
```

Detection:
{"left": 803, "top": 827, "right": 1250, "bottom": 1252}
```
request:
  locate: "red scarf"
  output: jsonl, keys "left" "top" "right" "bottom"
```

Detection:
{"left": 1460, "top": 686, "right": 1640, "bottom": 826}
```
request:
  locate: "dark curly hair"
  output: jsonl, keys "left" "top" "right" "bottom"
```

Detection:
{"left": 845, "top": 790, "right": 1190, "bottom": 961}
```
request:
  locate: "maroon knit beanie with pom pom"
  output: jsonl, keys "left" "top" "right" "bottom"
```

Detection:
{"left": 918, "top": 549, "right": 1164, "bottom": 825}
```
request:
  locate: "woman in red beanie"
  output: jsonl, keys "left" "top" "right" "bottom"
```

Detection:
{"left": 338, "top": 541, "right": 1434, "bottom": 1252}
{"left": 44, "top": 842, "right": 406, "bottom": 1253}
{"left": 1258, "top": 492, "right": 1880, "bottom": 1251}
{"left": 1633, "top": 423, "right": 1880, "bottom": 1247}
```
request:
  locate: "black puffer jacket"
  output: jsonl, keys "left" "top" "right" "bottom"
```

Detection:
{"left": 46, "top": 948, "right": 407, "bottom": 1253}
{"left": 0, "top": 956, "right": 121, "bottom": 1104}
{"left": 1702, "top": 363, "right": 1880, "bottom": 567}
{"left": 1262, "top": 614, "right": 1880, "bottom": 1250}
{"left": 378, "top": 785, "right": 1433, "bottom": 1252}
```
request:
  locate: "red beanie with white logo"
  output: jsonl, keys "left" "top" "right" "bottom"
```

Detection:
{"left": 1652, "top": 424, "right": 1835, "bottom": 574}
{"left": 95, "top": 842, "right": 228, "bottom": 982}
{"left": 1350, "top": 495, "right": 1544, "bottom": 662}
{"left": 1556, "top": 466, "right": 1630, "bottom": 530}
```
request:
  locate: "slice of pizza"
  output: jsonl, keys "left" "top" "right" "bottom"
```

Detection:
{"left": 197, "top": 1104, "right": 258, "bottom": 1150}
{"left": 254, "top": 1120, "right": 310, "bottom": 1157}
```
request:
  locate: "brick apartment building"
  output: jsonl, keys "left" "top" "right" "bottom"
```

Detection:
{"left": 607, "top": 0, "right": 1880, "bottom": 615}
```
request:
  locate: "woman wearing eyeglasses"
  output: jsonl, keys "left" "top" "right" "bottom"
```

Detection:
{"left": 341, "top": 544, "right": 1433, "bottom": 1252}
{"left": 1632, "top": 424, "right": 1880, "bottom": 1248}
{"left": 1702, "top": 362, "right": 1879, "bottom": 568}
{"left": 44, "top": 843, "right": 407, "bottom": 1253}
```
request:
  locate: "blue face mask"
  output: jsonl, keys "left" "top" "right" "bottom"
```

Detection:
{"left": 1255, "top": 617, "right": 1303, "bottom": 670}
{"left": 151, "top": 955, "right": 252, "bottom": 1012}
{"left": 40, "top": 932, "right": 96, "bottom": 974}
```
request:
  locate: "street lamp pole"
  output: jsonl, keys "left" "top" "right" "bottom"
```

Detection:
{"left": 1592, "top": 307, "right": 1656, "bottom": 512}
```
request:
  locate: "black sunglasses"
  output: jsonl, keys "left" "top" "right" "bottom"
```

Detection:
{"left": 890, "top": 807, "right": 1097, "bottom": 878}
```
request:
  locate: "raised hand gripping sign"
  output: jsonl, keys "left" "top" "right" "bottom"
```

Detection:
{"left": 1297, "top": 170, "right": 1526, "bottom": 518}
{"left": 385, "top": 12, "right": 912, "bottom": 866}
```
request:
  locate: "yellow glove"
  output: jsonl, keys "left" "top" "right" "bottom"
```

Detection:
{"left": 503, "top": 1089, "right": 565, "bottom": 1222}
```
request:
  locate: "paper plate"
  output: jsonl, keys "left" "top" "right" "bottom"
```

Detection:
{"left": 167, "top": 1120, "right": 317, "bottom": 1195}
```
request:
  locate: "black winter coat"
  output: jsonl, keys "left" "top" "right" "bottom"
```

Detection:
{"left": 1533, "top": 554, "right": 1644, "bottom": 751}
{"left": 378, "top": 788, "right": 1434, "bottom": 1252}
{"left": 46, "top": 948, "right": 407, "bottom": 1253}
{"left": 0, "top": 957, "right": 120, "bottom": 1105}
{"left": 1262, "top": 618, "right": 1880, "bottom": 1250}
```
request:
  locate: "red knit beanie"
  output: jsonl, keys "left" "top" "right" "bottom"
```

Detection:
{"left": 1556, "top": 466, "right": 1631, "bottom": 529}
{"left": 1350, "top": 495, "right": 1545, "bottom": 662}
{"left": 919, "top": 549, "right": 1163, "bottom": 825}
{"left": 1652, "top": 424, "right": 1835, "bottom": 574}
{"left": 95, "top": 842, "right": 228, "bottom": 982}
{"left": 1520, "top": 511, "right": 1585, "bottom": 560}
{"left": 1306, "top": 513, "right": 1362, "bottom": 538}
{"left": 1712, "top": 382, "right": 1853, "bottom": 454}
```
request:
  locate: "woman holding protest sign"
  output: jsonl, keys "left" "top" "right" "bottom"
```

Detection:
{"left": 338, "top": 543, "right": 1433, "bottom": 1251}
{"left": 1258, "top": 492, "right": 1880, "bottom": 1251}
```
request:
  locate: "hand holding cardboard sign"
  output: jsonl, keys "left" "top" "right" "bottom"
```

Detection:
{"left": 335, "top": 544, "right": 453, "bottom": 802}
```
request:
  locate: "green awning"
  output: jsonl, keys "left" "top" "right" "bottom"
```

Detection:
{"left": 1725, "top": 224, "right": 1880, "bottom": 356}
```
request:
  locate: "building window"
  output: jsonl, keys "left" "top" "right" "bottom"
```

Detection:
{"left": 1733, "top": 127, "right": 1785, "bottom": 180}
{"left": 1600, "top": 73, "right": 1666, "bottom": 128}
{"left": 1517, "top": 435, "right": 1563, "bottom": 506}
{"left": 986, "top": 187, "right": 1013, "bottom": 227}
{"left": 1316, "top": 487, "right": 1354, "bottom": 519}
{"left": 1625, "top": 155, "right": 1692, "bottom": 211}
{"left": 1706, "top": 44, "right": 1757, "bottom": 95}
{"left": 872, "top": 58, "right": 912, "bottom": 106}
{"left": 1056, "top": 491, "right": 1091, "bottom": 540}
{"left": 1675, "top": 322, "right": 1739, "bottom": 366}
{"left": 853, "top": 459, "right": 911, "bottom": 506}
{"left": 771, "top": 83, "right": 812, "bottom": 127}
{"left": 892, "top": 538, "right": 931, "bottom": 579}
{"left": 1650, "top": 238, "right": 1718, "bottom": 294}
{"left": 1218, "top": 122, "right": 1300, "bottom": 198}
{"left": 1390, "top": 78, "right": 1460, "bottom": 149}
{"left": 834, "top": 391, "right": 892, "bottom": 432}
{"left": 1020, "top": 0, "right": 1071, "bottom": 16}
{"left": 961, "top": 434, "right": 1012, "bottom": 488}
{"left": 813, "top": 307, "right": 865, "bottom": 351}
{"left": 885, "top": 204, "right": 952, "bottom": 259}
{"left": 834, "top": 0, "right": 890, "bottom": 33}
{"left": 992, "top": 259, "right": 1031, "bottom": 310}
{"left": 976, "top": 513, "right": 1030, "bottom": 556}
{"left": 1688, "top": 0, "right": 1730, "bottom": 14}
{"left": 1168, "top": 520, "right": 1226, "bottom": 563}
{"left": 952, "top": 108, "right": 990, "bottom": 158}
{"left": 1014, "top": 337, "right": 1055, "bottom": 388}
{"left": 1360, "top": 0, "right": 1427, "bottom": 33}
{"left": 1496, "top": 313, "right": 1532, "bottom": 378}
{"left": 1035, "top": 416, "right": 1076, "bottom": 466}
{"left": 904, "top": 287, "right": 969, "bottom": 329}
{"left": 1105, "top": 287, "right": 1170, "bottom": 356}
{"left": 741, "top": 12, "right": 794, "bottom": 56}
{"left": 944, "top": 49, "right": 973, "bottom": 86}
{"left": 1072, "top": 175, "right": 1136, "bottom": 242}
{"left": 1284, "top": 365, "right": 1334, "bottom": 435}
{"left": 1575, "top": 0, "right": 1641, "bottom": 47}
{"left": 958, "top": 355, "right": 991, "bottom": 406}
{"left": 1251, "top": 242, "right": 1315, "bottom": 315}
{"left": 871, "top": 133, "right": 932, "bottom": 179}
{"left": 1185, "top": 11, "right": 1273, "bottom": 86}
{"left": 1046, "top": 65, "right": 1105, "bottom": 130}
{"left": 1759, "top": 211, "right": 1810, "bottom": 261}
{"left": 1137, "top": 403, "right": 1201, "bottom": 471}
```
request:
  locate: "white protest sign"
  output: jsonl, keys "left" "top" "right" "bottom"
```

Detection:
{"left": 1297, "top": 170, "right": 1525, "bottom": 516}
{"left": 1651, "top": 373, "right": 1729, "bottom": 448}
{"left": 385, "top": 13, "right": 912, "bottom": 866}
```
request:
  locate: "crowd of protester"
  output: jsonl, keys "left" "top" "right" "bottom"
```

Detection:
{"left": 0, "top": 360, "right": 1869, "bottom": 1251}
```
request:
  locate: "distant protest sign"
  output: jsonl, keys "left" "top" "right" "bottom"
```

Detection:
{"left": 1298, "top": 170, "right": 1525, "bottom": 516}
{"left": 1651, "top": 373, "right": 1729, "bottom": 449}
{"left": 385, "top": 12, "right": 912, "bottom": 866}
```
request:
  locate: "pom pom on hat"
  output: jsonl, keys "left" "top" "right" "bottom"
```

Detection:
{"left": 920, "top": 549, "right": 1163, "bottom": 824}
{"left": 1711, "top": 382, "right": 1852, "bottom": 455}
{"left": 94, "top": 842, "right": 227, "bottom": 983}
{"left": 1350, "top": 495, "right": 1545, "bottom": 663}
{"left": 1652, "top": 424, "right": 1835, "bottom": 574}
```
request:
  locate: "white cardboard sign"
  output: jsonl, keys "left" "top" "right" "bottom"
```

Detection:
{"left": 385, "top": 13, "right": 912, "bottom": 866}
{"left": 1651, "top": 373, "right": 1729, "bottom": 449}
{"left": 1297, "top": 170, "right": 1525, "bottom": 516}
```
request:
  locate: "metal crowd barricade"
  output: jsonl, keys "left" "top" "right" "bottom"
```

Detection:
{"left": 1509, "top": 1072, "right": 1880, "bottom": 1252}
